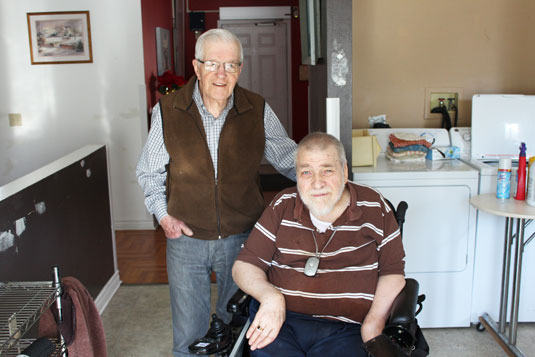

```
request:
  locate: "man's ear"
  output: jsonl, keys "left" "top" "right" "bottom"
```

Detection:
{"left": 192, "top": 59, "right": 200, "bottom": 79}
{"left": 344, "top": 163, "right": 348, "bottom": 183}
{"left": 232, "top": 63, "right": 243, "bottom": 82}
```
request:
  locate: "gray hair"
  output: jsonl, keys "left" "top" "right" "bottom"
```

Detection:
{"left": 295, "top": 132, "right": 347, "bottom": 169}
{"left": 195, "top": 29, "right": 243, "bottom": 63}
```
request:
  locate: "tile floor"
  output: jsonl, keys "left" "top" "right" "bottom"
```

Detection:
{"left": 101, "top": 284, "right": 535, "bottom": 357}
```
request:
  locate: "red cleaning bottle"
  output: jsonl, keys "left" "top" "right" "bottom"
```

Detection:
{"left": 514, "top": 142, "right": 527, "bottom": 200}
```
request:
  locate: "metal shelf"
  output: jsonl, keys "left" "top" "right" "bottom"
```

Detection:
{"left": 0, "top": 282, "right": 60, "bottom": 355}
{"left": 0, "top": 338, "right": 63, "bottom": 357}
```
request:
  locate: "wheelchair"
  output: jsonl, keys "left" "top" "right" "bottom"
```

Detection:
{"left": 189, "top": 201, "right": 429, "bottom": 357}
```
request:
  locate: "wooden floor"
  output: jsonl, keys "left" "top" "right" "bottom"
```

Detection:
{"left": 116, "top": 190, "right": 280, "bottom": 284}
{"left": 115, "top": 228, "right": 168, "bottom": 284}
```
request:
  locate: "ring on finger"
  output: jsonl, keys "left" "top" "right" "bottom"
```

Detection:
{"left": 257, "top": 326, "right": 264, "bottom": 331}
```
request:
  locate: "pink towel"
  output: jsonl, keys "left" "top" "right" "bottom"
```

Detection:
{"left": 39, "top": 276, "right": 107, "bottom": 357}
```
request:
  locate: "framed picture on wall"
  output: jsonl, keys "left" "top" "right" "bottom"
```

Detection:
{"left": 155, "top": 27, "right": 172, "bottom": 76}
{"left": 27, "top": 11, "right": 93, "bottom": 65}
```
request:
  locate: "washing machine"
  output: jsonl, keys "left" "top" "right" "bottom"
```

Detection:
{"left": 353, "top": 128, "right": 479, "bottom": 328}
{"left": 454, "top": 94, "right": 535, "bottom": 323}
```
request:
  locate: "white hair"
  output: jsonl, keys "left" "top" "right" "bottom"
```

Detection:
{"left": 295, "top": 132, "right": 347, "bottom": 169}
{"left": 195, "top": 29, "right": 243, "bottom": 63}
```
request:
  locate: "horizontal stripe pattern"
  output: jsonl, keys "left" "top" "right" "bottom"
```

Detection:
{"left": 271, "top": 260, "right": 378, "bottom": 274}
{"left": 336, "top": 223, "right": 383, "bottom": 236}
{"left": 278, "top": 287, "right": 375, "bottom": 301}
{"left": 236, "top": 182, "right": 405, "bottom": 324}
{"left": 281, "top": 219, "right": 313, "bottom": 231}
{"left": 278, "top": 240, "right": 374, "bottom": 258}
{"left": 354, "top": 183, "right": 392, "bottom": 213}
{"left": 356, "top": 201, "right": 381, "bottom": 208}
{"left": 273, "top": 193, "right": 297, "bottom": 207}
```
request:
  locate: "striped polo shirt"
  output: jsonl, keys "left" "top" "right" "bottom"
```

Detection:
{"left": 236, "top": 181, "right": 405, "bottom": 324}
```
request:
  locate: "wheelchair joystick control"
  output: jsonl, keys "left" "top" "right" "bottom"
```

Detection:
{"left": 188, "top": 314, "right": 233, "bottom": 356}
{"left": 210, "top": 314, "right": 226, "bottom": 335}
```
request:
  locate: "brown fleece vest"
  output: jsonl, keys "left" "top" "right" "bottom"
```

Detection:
{"left": 160, "top": 77, "right": 265, "bottom": 240}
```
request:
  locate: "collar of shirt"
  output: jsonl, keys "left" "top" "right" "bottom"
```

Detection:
{"left": 309, "top": 212, "right": 332, "bottom": 233}
{"left": 192, "top": 80, "right": 234, "bottom": 120}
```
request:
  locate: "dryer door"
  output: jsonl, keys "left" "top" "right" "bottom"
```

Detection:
{"left": 376, "top": 185, "right": 471, "bottom": 273}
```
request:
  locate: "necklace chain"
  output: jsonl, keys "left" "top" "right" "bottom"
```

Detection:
{"left": 310, "top": 229, "right": 337, "bottom": 258}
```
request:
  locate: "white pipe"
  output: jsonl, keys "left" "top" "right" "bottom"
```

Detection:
{"left": 326, "top": 98, "right": 340, "bottom": 140}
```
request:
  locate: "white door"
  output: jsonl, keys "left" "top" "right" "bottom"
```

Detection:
{"left": 220, "top": 21, "right": 291, "bottom": 137}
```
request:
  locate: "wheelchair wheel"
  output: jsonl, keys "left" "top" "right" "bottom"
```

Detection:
{"left": 476, "top": 322, "right": 485, "bottom": 332}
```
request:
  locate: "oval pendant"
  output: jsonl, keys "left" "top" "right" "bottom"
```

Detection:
{"left": 304, "top": 256, "right": 320, "bottom": 277}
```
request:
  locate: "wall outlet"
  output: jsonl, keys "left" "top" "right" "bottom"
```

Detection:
{"left": 424, "top": 87, "right": 463, "bottom": 121}
{"left": 8, "top": 113, "right": 22, "bottom": 126}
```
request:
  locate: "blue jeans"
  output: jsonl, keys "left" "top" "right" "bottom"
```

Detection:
{"left": 166, "top": 232, "right": 249, "bottom": 357}
{"left": 249, "top": 299, "right": 367, "bottom": 357}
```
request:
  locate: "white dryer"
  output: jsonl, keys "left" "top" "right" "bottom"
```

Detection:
{"left": 353, "top": 128, "right": 479, "bottom": 328}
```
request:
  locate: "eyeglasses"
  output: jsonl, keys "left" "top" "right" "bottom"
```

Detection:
{"left": 197, "top": 59, "right": 241, "bottom": 73}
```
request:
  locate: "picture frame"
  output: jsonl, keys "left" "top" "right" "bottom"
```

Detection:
{"left": 27, "top": 11, "right": 93, "bottom": 65}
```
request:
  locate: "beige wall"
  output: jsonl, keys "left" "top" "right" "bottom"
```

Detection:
{"left": 352, "top": 0, "right": 535, "bottom": 129}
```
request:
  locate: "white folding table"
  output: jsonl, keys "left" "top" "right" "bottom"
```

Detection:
{"left": 470, "top": 194, "right": 535, "bottom": 357}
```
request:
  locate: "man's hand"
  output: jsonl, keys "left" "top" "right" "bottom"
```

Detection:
{"left": 159, "top": 215, "right": 193, "bottom": 238}
{"left": 246, "top": 291, "right": 286, "bottom": 351}
{"left": 232, "top": 261, "right": 286, "bottom": 351}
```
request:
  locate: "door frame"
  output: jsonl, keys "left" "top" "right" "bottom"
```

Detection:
{"left": 218, "top": 15, "right": 293, "bottom": 137}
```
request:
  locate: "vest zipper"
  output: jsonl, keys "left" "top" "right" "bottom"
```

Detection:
{"left": 215, "top": 179, "right": 222, "bottom": 239}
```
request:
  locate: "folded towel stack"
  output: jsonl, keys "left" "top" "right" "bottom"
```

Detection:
{"left": 386, "top": 133, "right": 432, "bottom": 162}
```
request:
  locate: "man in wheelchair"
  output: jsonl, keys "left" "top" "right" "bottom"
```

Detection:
{"left": 231, "top": 132, "right": 406, "bottom": 356}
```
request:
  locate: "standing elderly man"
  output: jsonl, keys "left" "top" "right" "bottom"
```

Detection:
{"left": 232, "top": 132, "right": 406, "bottom": 356}
{"left": 136, "top": 28, "right": 296, "bottom": 356}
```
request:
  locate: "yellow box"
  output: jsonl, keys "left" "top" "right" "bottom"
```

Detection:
{"left": 352, "top": 130, "right": 381, "bottom": 167}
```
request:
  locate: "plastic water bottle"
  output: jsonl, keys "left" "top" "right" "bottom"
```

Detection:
{"left": 497, "top": 158, "right": 512, "bottom": 199}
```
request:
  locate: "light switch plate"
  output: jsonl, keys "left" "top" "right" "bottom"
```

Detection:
{"left": 8, "top": 113, "right": 22, "bottom": 126}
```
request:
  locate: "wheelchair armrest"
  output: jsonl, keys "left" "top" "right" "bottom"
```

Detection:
{"left": 226, "top": 280, "right": 421, "bottom": 322}
{"left": 381, "top": 278, "right": 425, "bottom": 352}
{"left": 387, "top": 278, "right": 419, "bottom": 326}
{"left": 227, "top": 289, "right": 251, "bottom": 314}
